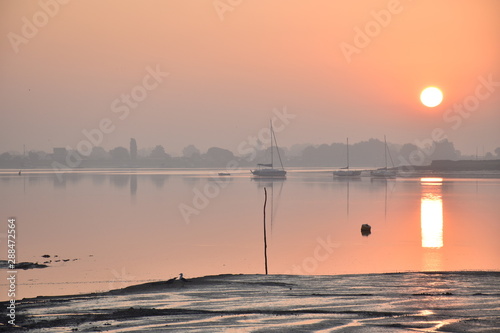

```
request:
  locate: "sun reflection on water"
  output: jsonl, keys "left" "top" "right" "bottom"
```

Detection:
{"left": 420, "top": 178, "right": 443, "bottom": 248}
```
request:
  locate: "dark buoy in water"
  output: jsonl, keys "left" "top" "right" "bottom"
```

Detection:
{"left": 18, "top": 170, "right": 22, "bottom": 175}
{"left": 361, "top": 224, "right": 371, "bottom": 236}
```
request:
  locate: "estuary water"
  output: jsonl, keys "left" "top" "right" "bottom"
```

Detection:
{"left": 0, "top": 169, "right": 499, "bottom": 300}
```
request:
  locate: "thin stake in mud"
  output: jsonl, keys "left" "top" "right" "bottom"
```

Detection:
{"left": 263, "top": 187, "right": 268, "bottom": 275}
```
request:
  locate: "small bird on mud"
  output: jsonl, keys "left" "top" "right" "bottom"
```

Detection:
{"left": 179, "top": 273, "right": 191, "bottom": 283}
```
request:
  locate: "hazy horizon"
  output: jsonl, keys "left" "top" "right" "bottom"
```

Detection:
{"left": 0, "top": 137, "right": 495, "bottom": 160}
{"left": 1, "top": 0, "right": 499, "bottom": 156}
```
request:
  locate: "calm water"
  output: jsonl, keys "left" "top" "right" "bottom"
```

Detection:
{"left": 1, "top": 169, "right": 499, "bottom": 300}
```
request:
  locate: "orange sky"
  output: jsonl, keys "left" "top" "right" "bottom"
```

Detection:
{"left": 1, "top": 0, "right": 499, "bottom": 155}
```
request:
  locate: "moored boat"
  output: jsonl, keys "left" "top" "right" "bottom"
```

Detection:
{"left": 251, "top": 121, "right": 286, "bottom": 178}
{"left": 333, "top": 138, "right": 361, "bottom": 177}
{"left": 371, "top": 135, "right": 397, "bottom": 178}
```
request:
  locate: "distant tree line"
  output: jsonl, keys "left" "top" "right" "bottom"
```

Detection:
{"left": 1, "top": 138, "right": 499, "bottom": 169}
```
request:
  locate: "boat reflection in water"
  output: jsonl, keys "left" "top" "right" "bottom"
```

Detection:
{"left": 420, "top": 177, "right": 444, "bottom": 249}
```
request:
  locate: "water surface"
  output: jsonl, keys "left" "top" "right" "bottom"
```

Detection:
{"left": 0, "top": 169, "right": 499, "bottom": 299}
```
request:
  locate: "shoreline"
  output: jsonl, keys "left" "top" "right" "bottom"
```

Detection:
{"left": 2, "top": 166, "right": 500, "bottom": 179}
{"left": 3, "top": 271, "right": 500, "bottom": 332}
{"left": 8, "top": 270, "right": 500, "bottom": 302}
{"left": 6, "top": 270, "right": 498, "bottom": 302}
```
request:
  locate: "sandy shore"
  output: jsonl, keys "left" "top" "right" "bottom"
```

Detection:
{"left": 2, "top": 271, "right": 499, "bottom": 332}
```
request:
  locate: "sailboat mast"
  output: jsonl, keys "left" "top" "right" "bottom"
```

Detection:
{"left": 384, "top": 135, "right": 387, "bottom": 169}
{"left": 346, "top": 137, "right": 349, "bottom": 170}
{"left": 270, "top": 120, "right": 273, "bottom": 168}
{"left": 271, "top": 121, "right": 285, "bottom": 170}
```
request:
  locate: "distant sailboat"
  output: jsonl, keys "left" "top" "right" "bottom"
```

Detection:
{"left": 251, "top": 121, "right": 286, "bottom": 178}
{"left": 371, "top": 135, "right": 397, "bottom": 178}
{"left": 333, "top": 138, "right": 361, "bottom": 177}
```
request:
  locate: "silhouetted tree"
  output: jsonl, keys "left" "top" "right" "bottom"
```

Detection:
{"left": 206, "top": 147, "right": 234, "bottom": 166}
{"left": 109, "top": 146, "right": 129, "bottom": 160}
{"left": 130, "top": 138, "right": 137, "bottom": 160}
{"left": 28, "top": 151, "right": 40, "bottom": 162}
{"left": 430, "top": 139, "right": 460, "bottom": 161}
{"left": 182, "top": 145, "right": 200, "bottom": 158}
{"left": 300, "top": 143, "right": 343, "bottom": 167}
{"left": 288, "top": 143, "right": 311, "bottom": 157}
{"left": 0, "top": 152, "right": 12, "bottom": 161}
{"left": 495, "top": 147, "right": 500, "bottom": 158}
{"left": 150, "top": 145, "right": 167, "bottom": 158}
{"left": 398, "top": 143, "right": 421, "bottom": 166}
{"left": 351, "top": 139, "right": 385, "bottom": 167}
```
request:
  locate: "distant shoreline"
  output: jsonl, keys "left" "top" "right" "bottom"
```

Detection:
{"left": 395, "top": 159, "right": 500, "bottom": 178}
{"left": 412, "top": 158, "right": 500, "bottom": 171}
{"left": 2, "top": 162, "right": 500, "bottom": 177}
{"left": 2, "top": 159, "right": 500, "bottom": 179}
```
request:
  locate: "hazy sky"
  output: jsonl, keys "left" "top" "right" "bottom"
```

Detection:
{"left": 1, "top": 0, "right": 499, "bottom": 156}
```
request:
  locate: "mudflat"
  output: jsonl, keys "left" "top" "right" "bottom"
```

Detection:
{"left": 4, "top": 271, "right": 500, "bottom": 332}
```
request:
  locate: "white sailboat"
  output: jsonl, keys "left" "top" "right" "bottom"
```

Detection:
{"left": 371, "top": 135, "right": 397, "bottom": 178}
{"left": 333, "top": 138, "right": 361, "bottom": 177}
{"left": 251, "top": 121, "right": 287, "bottom": 178}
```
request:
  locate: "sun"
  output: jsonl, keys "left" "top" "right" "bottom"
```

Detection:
{"left": 420, "top": 87, "right": 443, "bottom": 107}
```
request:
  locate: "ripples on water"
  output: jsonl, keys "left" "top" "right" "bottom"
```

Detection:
{"left": 0, "top": 169, "right": 499, "bottom": 300}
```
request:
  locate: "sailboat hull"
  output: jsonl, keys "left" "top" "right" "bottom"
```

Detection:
{"left": 333, "top": 170, "right": 361, "bottom": 177}
{"left": 251, "top": 169, "right": 287, "bottom": 178}
{"left": 371, "top": 169, "right": 397, "bottom": 178}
